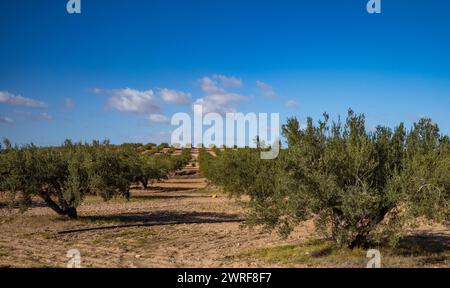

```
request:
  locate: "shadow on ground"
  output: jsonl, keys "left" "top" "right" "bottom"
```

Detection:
{"left": 394, "top": 232, "right": 450, "bottom": 265}
{"left": 79, "top": 210, "right": 243, "bottom": 224}
{"left": 57, "top": 211, "right": 244, "bottom": 234}
{"left": 131, "top": 187, "right": 197, "bottom": 193}
{"left": 131, "top": 194, "right": 210, "bottom": 201}
{"left": 0, "top": 200, "right": 47, "bottom": 209}
{"left": 398, "top": 232, "right": 450, "bottom": 253}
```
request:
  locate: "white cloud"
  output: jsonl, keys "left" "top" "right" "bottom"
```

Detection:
{"left": 158, "top": 88, "right": 191, "bottom": 105}
{"left": 193, "top": 97, "right": 232, "bottom": 115}
{"left": 213, "top": 74, "right": 243, "bottom": 88}
{"left": 0, "top": 116, "right": 13, "bottom": 124}
{"left": 64, "top": 98, "right": 75, "bottom": 108}
{"left": 13, "top": 110, "right": 52, "bottom": 121}
{"left": 89, "top": 88, "right": 103, "bottom": 94}
{"left": 256, "top": 81, "right": 276, "bottom": 98}
{"left": 285, "top": 100, "right": 298, "bottom": 108}
{"left": 0, "top": 91, "right": 47, "bottom": 108}
{"left": 148, "top": 113, "right": 170, "bottom": 124}
{"left": 38, "top": 112, "right": 52, "bottom": 120}
{"left": 193, "top": 76, "right": 247, "bottom": 114}
{"left": 107, "top": 88, "right": 159, "bottom": 113}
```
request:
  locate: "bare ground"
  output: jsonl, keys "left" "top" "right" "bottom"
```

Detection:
{"left": 0, "top": 177, "right": 317, "bottom": 268}
{"left": 0, "top": 170, "right": 449, "bottom": 267}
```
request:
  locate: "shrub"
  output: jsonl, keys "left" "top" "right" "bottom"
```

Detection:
{"left": 134, "top": 148, "right": 191, "bottom": 188}
{"left": 159, "top": 143, "right": 170, "bottom": 149}
{"left": 134, "top": 154, "right": 170, "bottom": 189}
{"left": 0, "top": 140, "right": 138, "bottom": 219}
{"left": 145, "top": 143, "right": 157, "bottom": 150}
{"left": 199, "top": 110, "right": 450, "bottom": 248}
{"left": 170, "top": 149, "right": 191, "bottom": 172}
{"left": 0, "top": 141, "right": 192, "bottom": 218}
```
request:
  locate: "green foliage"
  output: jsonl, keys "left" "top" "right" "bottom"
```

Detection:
{"left": 0, "top": 140, "right": 138, "bottom": 218}
{"left": 0, "top": 140, "right": 192, "bottom": 219}
{"left": 171, "top": 148, "right": 192, "bottom": 171}
{"left": 134, "top": 148, "right": 191, "bottom": 188}
{"left": 134, "top": 154, "right": 170, "bottom": 189}
{"left": 145, "top": 143, "right": 157, "bottom": 150}
{"left": 199, "top": 110, "right": 450, "bottom": 248}
{"left": 159, "top": 143, "right": 170, "bottom": 149}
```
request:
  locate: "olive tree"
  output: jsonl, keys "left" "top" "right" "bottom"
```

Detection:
{"left": 135, "top": 154, "right": 170, "bottom": 189}
{"left": 199, "top": 110, "right": 450, "bottom": 248}
{"left": 0, "top": 140, "right": 138, "bottom": 219}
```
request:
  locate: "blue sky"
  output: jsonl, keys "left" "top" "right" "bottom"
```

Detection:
{"left": 1, "top": 0, "right": 450, "bottom": 146}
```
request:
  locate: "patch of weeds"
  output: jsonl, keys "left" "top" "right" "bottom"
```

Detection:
{"left": 91, "top": 228, "right": 156, "bottom": 246}
{"left": 18, "top": 215, "right": 61, "bottom": 228}
{"left": 239, "top": 236, "right": 450, "bottom": 268}
{"left": 238, "top": 239, "right": 365, "bottom": 268}
{"left": 37, "top": 230, "right": 55, "bottom": 240}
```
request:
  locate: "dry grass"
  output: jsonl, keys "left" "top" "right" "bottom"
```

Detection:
{"left": 237, "top": 235, "right": 450, "bottom": 268}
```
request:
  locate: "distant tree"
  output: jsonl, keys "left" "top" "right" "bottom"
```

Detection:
{"left": 159, "top": 143, "right": 170, "bottom": 149}
{"left": 145, "top": 143, "right": 157, "bottom": 150}
{"left": 135, "top": 155, "right": 170, "bottom": 189}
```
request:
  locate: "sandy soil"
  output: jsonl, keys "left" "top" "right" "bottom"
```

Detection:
{"left": 0, "top": 175, "right": 313, "bottom": 268}
{"left": 0, "top": 153, "right": 448, "bottom": 268}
